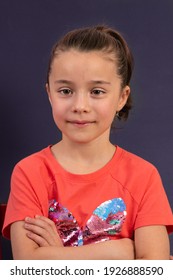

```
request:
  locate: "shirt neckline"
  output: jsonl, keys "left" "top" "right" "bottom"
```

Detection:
{"left": 45, "top": 145, "right": 123, "bottom": 182}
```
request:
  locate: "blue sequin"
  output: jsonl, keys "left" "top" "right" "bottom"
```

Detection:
{"left": 93, "top": 198, "right": 126, "bottom": 220}
{"left": 48, "top": 197, "right": 127, "bottom": 246}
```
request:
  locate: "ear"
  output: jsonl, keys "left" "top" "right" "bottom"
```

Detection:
{"left": 117, "top": 85, "right": 130, "bottom": 111}
{"left": 46, "top": 83, "right": 52, "bottom": 106}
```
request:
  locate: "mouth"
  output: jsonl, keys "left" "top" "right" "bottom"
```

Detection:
{"left": 67, "top": 120, "right": 95, "bottom": 127}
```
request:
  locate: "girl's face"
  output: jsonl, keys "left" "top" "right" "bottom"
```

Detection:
{"left": 46, "top": 49, "right": 130, "bottom": 144}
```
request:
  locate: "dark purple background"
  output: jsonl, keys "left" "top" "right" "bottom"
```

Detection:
{"left": 0, "top": 0, "right": 173, "bottom": 259}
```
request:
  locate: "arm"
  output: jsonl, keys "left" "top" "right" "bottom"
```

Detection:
{"left": 134, "top": 225, "right": 170, "bottom": 259}
{"left": 10, "top": 217, "right": 134, "bottom": 260}
{"left": 11, "top": 217, "right": 170, "bottom": 260}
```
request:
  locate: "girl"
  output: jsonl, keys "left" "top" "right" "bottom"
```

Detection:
{"left": 3, "top": 25, "right": 173, "bottom": 259}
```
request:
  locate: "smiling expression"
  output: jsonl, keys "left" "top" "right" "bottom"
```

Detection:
{"left": 46, "top": 49, "right": 130, "bottom": 144}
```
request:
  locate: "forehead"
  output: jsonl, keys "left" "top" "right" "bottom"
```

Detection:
{"left": 51, "top": 49, "right": 117, "bottom": 72}
{"left": 48, "top": 50, "right": 122, "bottom": 87}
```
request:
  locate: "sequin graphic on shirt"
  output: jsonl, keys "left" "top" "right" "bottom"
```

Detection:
{"left": 48, "top": 198, "right": 127, "bottom": 246}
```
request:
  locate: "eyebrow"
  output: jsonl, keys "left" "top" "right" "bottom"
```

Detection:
{"left": 54, "top": 80, "right": 73, "bottom": 85}
{"left": 89, "top": 80, "right": 111, "bottom": 85}
{"left": 54, "top": 80, "right": 111, "bottom": 85}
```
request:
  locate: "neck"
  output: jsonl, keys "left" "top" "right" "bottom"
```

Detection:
{"left": 51, "top": 135, "right": 116, "bottom": 174}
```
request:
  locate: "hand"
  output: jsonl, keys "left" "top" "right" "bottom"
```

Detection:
{"left": 24, "top": 215, "right": 63, "bottom": 248}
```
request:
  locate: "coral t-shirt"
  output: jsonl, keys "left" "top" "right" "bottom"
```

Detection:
{"left": 3, "top": 146, "right": 173, "bottom": 245}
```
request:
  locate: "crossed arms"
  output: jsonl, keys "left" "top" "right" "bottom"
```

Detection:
{"left": 10, "top": 215, "right": 170, "bottom": 260}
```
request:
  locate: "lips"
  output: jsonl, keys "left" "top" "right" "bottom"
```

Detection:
{"left": 67, "top": 120, "right": 95, "bottom": 126}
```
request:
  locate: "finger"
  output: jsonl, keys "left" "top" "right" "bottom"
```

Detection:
{"left": 26, "top": 231, "right": 49, "bottom": 247}
{"left": 25, "top": 217, "right": 54, "bottom": 236}
{"left": 35, "top": 215, "right": 58, "bottom": 231}
{"left": 24, "top": 217, "right": 62, "bottom": 246}
{"left": 25, "top": 216, "right": 60, "bottom": 242}
{"left": 25, "top": 216, "right": 56, "bottom": 233}
{"left": 24, "top": 222, "right": 55, "bottom": 245}
{"left": 35, "top": 216, "right": 61, "bottom": 240}
{"left": 25, "top": 216, "right": 48, "bottom": 228}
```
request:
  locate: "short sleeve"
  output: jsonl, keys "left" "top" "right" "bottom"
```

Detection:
{"left": 2, "top": 161, "right": 49, "bottom": 239}
{"left": 134, "top": 167, "right": 173, "bottom": 234}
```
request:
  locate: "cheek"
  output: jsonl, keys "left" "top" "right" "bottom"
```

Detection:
{"left": 51, "top": 103, "right": 65, "bottom": 124}
{"left": 97, "top": 101, "right": 117, "bottom": 121}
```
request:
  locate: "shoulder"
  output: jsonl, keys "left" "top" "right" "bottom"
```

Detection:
{"left": 12, "top": 146, "right": 57, "bottom": 181}
{"left": 109, "top": 146, "right": 167, "bottom": 209}
{"left": 10, "top": 146, "right": 58, "bottom": 199}
{"left": 112, "top": 146, "right": 162, "bottom": 196}
{"left": 117, "top": 146, "right": 158, "bottom": 174}
{"left": 14, "top": 146, "right": 52, "bottom": 169}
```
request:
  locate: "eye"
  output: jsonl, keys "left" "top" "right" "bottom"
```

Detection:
{"left": 58, "top": 88, "right": 73, "bottom": 95}
{"left": 91, "top": 89, "right": 105, "bottom": 96}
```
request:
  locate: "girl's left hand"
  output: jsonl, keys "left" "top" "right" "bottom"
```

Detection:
{"left": 24, "top": 215, "right": 63, "bottom": 248}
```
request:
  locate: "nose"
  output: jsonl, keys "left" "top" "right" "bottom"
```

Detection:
{"left": 71, "top": 93, "right": 90, "bottom": 113}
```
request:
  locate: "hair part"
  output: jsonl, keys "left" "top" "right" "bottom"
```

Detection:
{"left": 46, "top": 25, "right": 134, "bottom": 121}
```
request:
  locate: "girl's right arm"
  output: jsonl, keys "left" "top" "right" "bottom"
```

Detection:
{"left": 10, "top": 221, "right": 134, "bottom": 260}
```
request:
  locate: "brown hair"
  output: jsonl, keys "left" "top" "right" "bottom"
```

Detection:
{"left": 46, "top": 25, "right": 134, "bottom": 120}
